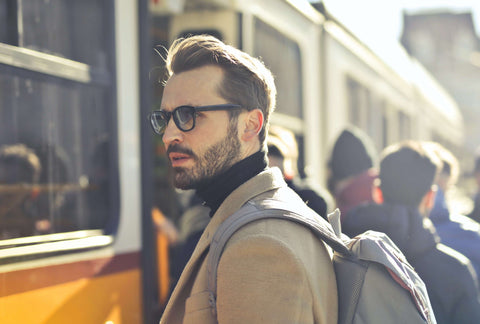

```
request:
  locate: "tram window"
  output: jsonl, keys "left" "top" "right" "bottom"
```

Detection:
{"left": 366, "top": 105, "right": 374, "bottom": 136}
{"left": 371, "top": 100, "right": 385, "bottom": 150}
{"left": 366, "top": 98, "right": 382, "bottom": 150}
{"left": 347, "top": 78, "right": 361, "bottom": 126}
{"left": 295, "top": 135, "right": 307, "bottom": 179}
{"left": 398, "top": 111, "right": 411, "bottom": 140}
{"left": 0, "top": 69, "right": 116, "bottom": 242}
{"left": 254, "top": 19, "right": 302, "bottom": 118}
{"left": 366, "top": 103, "right": 377, "bottom": 148}
{"left": 382, "top": 113, "right": 388, "bottom": 148}
{"left": 1, "top": 0, "right": 20, "bottom": 45}
{"left": 0, "top": 1, "right": 7, "bottom": 43}
{"left": 347, "top": 77, "right": 373, "bottom": 130}
{"left": 13, "top": 0, "right": 109, "bottom": 69}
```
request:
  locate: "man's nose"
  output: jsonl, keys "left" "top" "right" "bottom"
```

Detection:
{"left": 162, "top": 117, "right": 183, "bottom": 146}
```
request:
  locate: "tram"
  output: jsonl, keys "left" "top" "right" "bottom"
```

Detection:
{"left": 0, "top": 0, "right": 464, "bottom": 323}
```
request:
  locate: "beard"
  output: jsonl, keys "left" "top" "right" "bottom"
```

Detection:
{"left": 169, "top": 122, "right": 241, "bottom": 190}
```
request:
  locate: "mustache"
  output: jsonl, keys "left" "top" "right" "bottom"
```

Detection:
{"left": 166, "top": 144, "right": 195, "bottom": 158}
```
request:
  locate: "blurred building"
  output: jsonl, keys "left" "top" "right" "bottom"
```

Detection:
{"left": 400, "top": 10, "right": 480, "bottom": 158}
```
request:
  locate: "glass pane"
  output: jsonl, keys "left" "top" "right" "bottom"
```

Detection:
{"left": 254, "top": 19, "right": 302, "bottom": 118}
{"left": 347, "top": 78, "right": 361, "bottom": 126}
{"left": 398, "top": 111, "right": 411, "bottom": 140}
{"left": 382, "top": 113, "right": 389, "bottom": 148}
{"left": 0, "top": 0, "right": 18, "bottom": 45}
{"left": 20, "top": 0, "right": 108, "bottom": 69}
{"left": 0, "top": 68, "right": 115, "bottom": 241}
{"left": 0, "top": 0, "right": 7, "bottom": 43}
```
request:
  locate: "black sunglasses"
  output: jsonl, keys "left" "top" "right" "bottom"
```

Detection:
{"left": 148, "top": 104, "right": 243, "bottom": 135}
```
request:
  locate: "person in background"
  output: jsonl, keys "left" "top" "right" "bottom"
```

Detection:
{"left": 0, "top": 143, "right": 41, "bottom": 239}
{"left": 468, "top": 149, "right": 480, "bottom": 223}
{"left": 151, "top": 35, "right": 337, "bottom": 324}
{"left": 342, "top": 140, "right": 480, "bottom": 324}
{"left": 32, "top": 143, "right": 74, "bottom": 234}
{"left": 327, "top": 126, "right": 378, "bottom": 218}
{"left": 152, "top": 205, "right": 179, "bottom": 312}
{"left": 267, "top": 125, "right": 333, "bottom": 219}
{"left": 169, "top": 192, "right": 209, "bottom": 292}
{"left": 426, "top": 142, "right": 480, "bottom": 279}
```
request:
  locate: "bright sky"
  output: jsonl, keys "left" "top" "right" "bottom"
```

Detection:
{"left": 314, "top": 0, "right": 480, "bottom": 80}
{"left": 320, "top": 0, "right": 480, "bottom": 43}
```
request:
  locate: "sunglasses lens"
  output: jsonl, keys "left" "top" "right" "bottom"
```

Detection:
{"left": 150, "top": 111, "right": 168, "bottom": 135}
{"left": 174, "top": 106, "right": 195, "bottom": 131}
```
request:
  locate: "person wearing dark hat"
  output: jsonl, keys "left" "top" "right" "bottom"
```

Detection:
{"left": 267, "top": 125, "right": 333, "bottom": 219}
{"left": 327, "top": 126, "right": 378, "bottom": 218}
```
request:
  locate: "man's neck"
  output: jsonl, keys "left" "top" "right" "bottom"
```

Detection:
{"left": 196, "top": 150, "right": 267, "bottom": 216}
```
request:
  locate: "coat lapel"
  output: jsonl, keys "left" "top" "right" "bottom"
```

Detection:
{"left": 161, "top": 168, "right": 285, "bottom": 323}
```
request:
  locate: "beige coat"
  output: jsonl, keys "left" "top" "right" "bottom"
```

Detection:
{"left": 160, "top": 168, "right": 338, "bottom": 324}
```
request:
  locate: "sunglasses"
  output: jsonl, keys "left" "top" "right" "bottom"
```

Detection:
{"left": 148, "top": 104, "right": 243, "bottom": 135}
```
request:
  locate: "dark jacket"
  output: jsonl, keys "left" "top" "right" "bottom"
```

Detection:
{"left": 286, "top": 177, "right": 332, "bottom": 219}
{"left": 469, "top": 192, "right": 480, "bottom": 223}
{"left": 343, "top": 202, "right": 480, "bottom": 324}
{"left": 430, "top": 188, "right": 480, "bottom": 279}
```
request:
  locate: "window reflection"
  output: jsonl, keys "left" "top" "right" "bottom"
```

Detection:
{"left": 19, "top": 0, "right": 109, "bottom": 69}
{"left": 0, "top": 71, "right": 114, "bottom": 243}
{"left": 254, "top": 19, "right": 303, "bottom": 118}
{"left": 0, "top": 144, "right": 40, "bottom": 239}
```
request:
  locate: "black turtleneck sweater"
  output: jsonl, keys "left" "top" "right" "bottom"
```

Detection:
{"left": 196, "top": 150, "right": 267, "bottom": 217}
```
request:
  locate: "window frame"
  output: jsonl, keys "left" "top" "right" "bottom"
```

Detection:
{"left": 0, "top": 0, "right": 119, "bottom": 263}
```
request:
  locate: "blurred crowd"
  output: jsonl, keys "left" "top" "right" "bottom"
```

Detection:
{"left": 153, "top": 124, "right": 480, "bottom": 322}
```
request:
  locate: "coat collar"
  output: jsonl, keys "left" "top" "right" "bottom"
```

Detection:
{"left": 162, "top": 167, "right": 285, "bottom": 318}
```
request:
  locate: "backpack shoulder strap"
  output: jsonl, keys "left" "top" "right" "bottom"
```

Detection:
{"left": 206, "top": 200, "right": 351, "bottom": 318}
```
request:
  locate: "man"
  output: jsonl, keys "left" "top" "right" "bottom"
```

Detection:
{"left": 150, "top": 35, "right": 337, "bottom": 324}
{"left": 267, "top": 125, "right": 333, "bottom": 219}
{"left": 342, "top": 141, "right": 480, "bottom": 324}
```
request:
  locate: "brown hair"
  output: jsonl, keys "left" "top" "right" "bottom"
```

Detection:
{"left": 164, "top": 34, "right": 276, "bottom": 146}
{"left": 423, "top": 141, "right": 459, "bottom": 187}
{"left": 0, "top": 144, "right": 41, "bottom": 183}
{"left": 379, "top": 141, "right": 440, "bottom": 207}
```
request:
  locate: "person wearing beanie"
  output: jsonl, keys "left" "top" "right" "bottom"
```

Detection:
{"left": 327, "top": 126, "right": 378, "bottom": 218}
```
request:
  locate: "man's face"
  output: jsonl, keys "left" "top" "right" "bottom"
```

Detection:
{"left": 161, "top": 65, "right": 243, "bottom": 189}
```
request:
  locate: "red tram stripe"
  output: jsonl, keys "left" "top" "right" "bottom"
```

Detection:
{"left": 1, "top": 251, "right": 140, "bottom": 297}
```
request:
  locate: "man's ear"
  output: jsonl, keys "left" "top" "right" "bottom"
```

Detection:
{"left": 373, "top": 182, "right": 384, "bottom": 204}
{"left": 419, "top": 187, "right": 437, "bottom": 217}
{"left": 241, "top": 109, "right": 264, "bottom": 142}
{"left": 424, "top": 187, "right": 437, "bottom": 210}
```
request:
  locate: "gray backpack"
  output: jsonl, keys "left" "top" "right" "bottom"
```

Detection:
{"left": 207, "top": 200, "right": 436, "bottom": 324}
